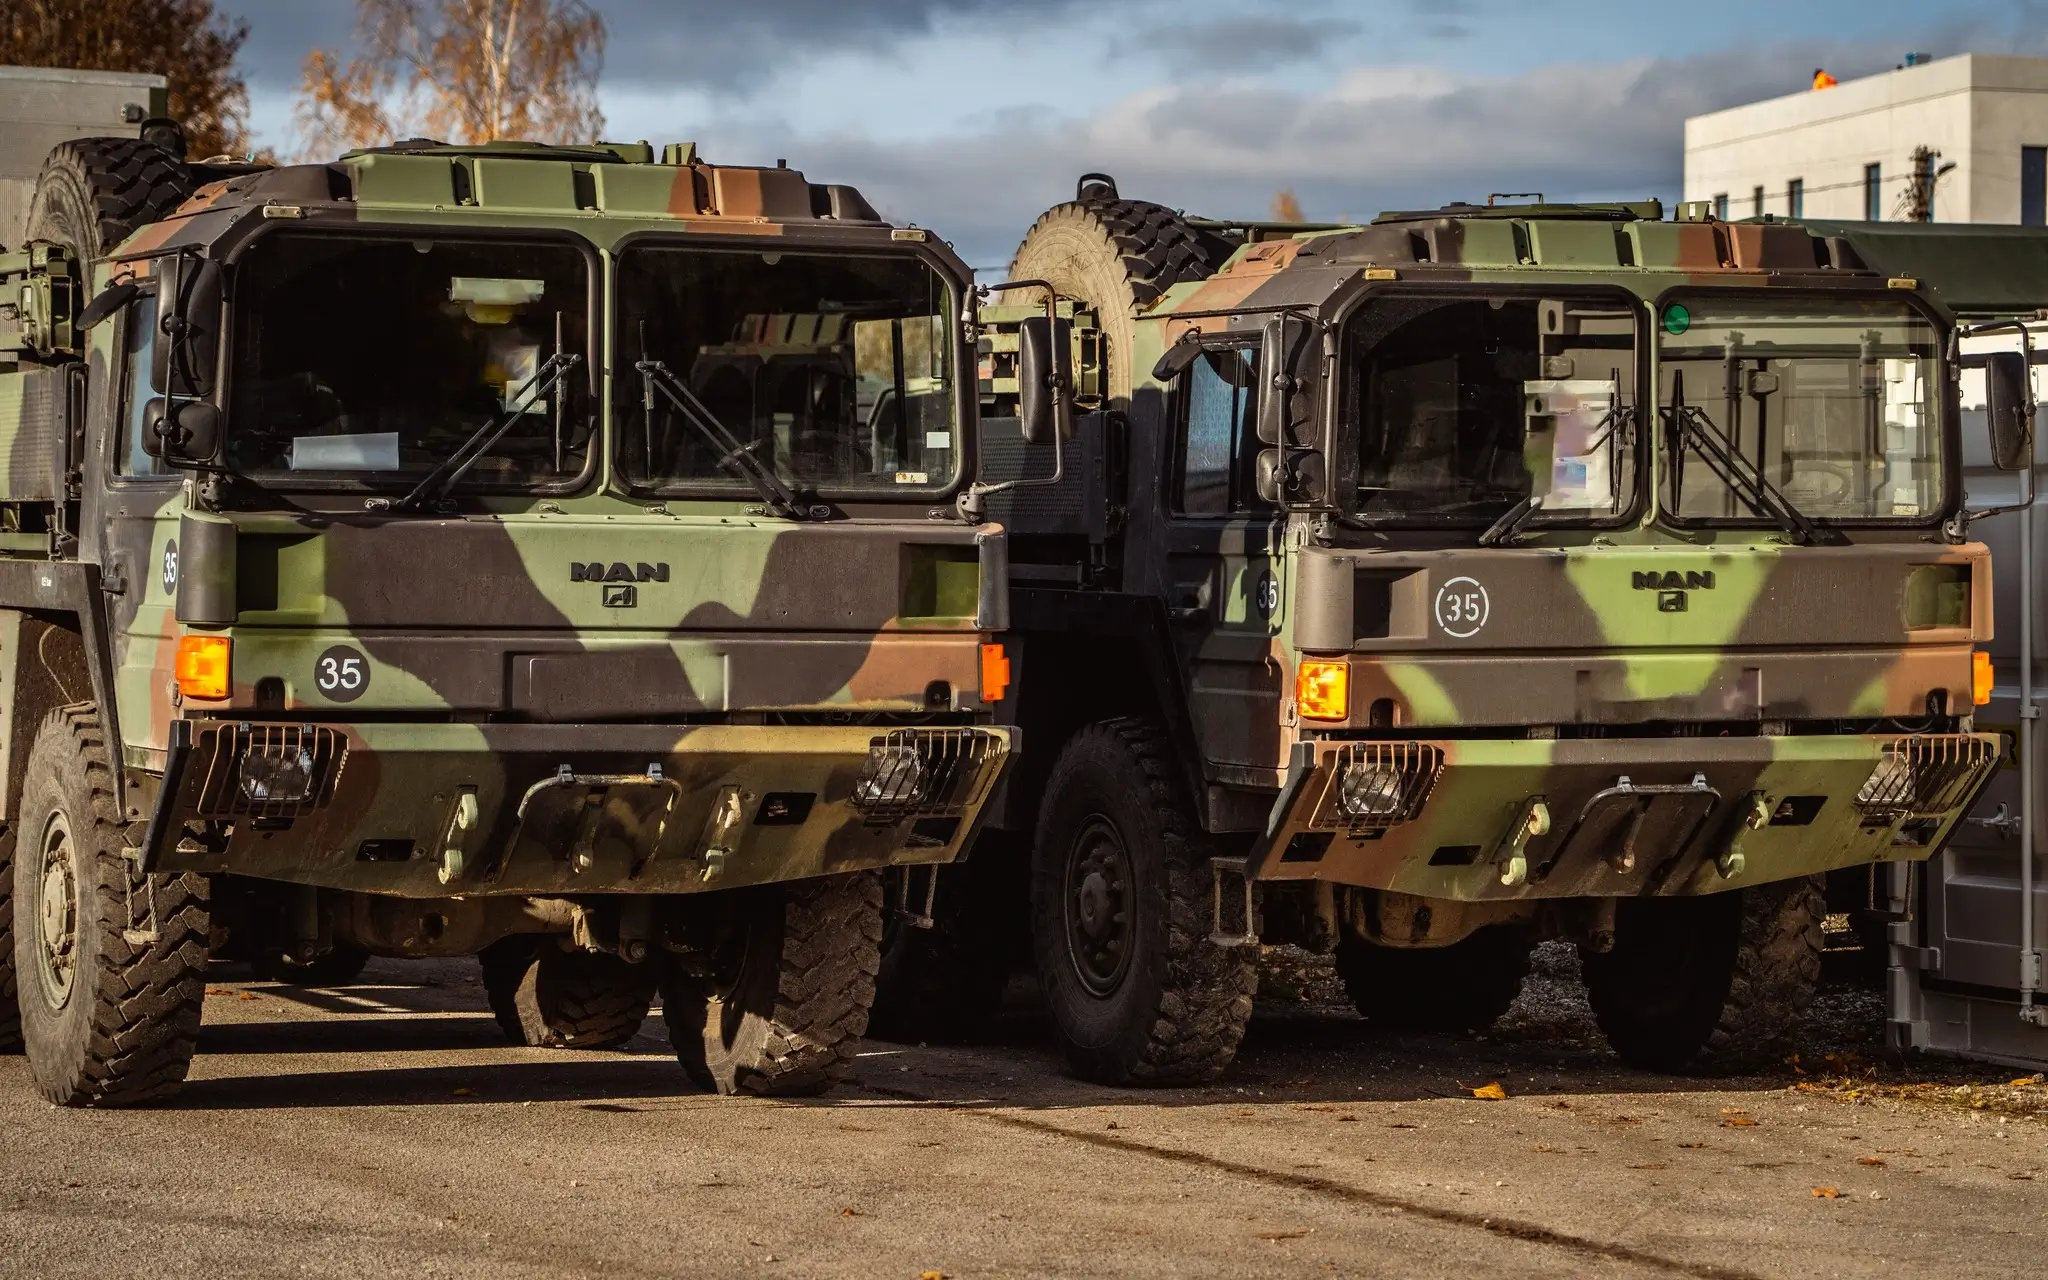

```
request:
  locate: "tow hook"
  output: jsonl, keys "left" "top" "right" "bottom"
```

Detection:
{"left": 1209, "top": 856, "right": 1256, "bottom": 947}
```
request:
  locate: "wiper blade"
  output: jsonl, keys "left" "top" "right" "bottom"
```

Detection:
{"left": 396, "top": 351, "right": 581, "bottom": 511}
{"left": 1665, "top": 370, "right": 1817, "bottom": 544}
{"left": 634, "top": 353, "right": 808, "bottom": 520}
{"left": 1477, "top": 494, "right": 1543, "bottom": 546}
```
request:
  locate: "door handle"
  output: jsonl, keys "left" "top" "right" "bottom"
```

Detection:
{"left": 1168, "top": 606, "right": 1210, "bottom": 625}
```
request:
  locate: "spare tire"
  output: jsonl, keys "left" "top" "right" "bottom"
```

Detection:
{"left": 1005, "top": 177, "right": 1232, "bottom": 407}
{"left": 26, "top": 137, "right": 193, "bottom": 260}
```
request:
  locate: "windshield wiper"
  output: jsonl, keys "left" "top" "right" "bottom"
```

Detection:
{"left": 1665, "top": 369, "right": 1818, "bottom": 544}
{"left": 396, "top": 349, "right": 582, "bottom": 511}
{"left": 634, "top": 341, "right": 807, "bottom": 520}
{"left": 1477, "top": 494, "right": 1543, "bottom": 546}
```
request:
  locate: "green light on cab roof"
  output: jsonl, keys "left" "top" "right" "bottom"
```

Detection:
{"left": 1662, "top": 303, "right": 1691, "bottom": 335}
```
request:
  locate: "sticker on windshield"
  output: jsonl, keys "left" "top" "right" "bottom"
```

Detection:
{"left": 895, "top": 471, "right": 928, "bottom": 484}
{"left": 1433, "top": 576, "right": 1490, "bottom": 639}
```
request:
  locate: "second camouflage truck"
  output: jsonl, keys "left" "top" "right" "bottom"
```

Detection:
{"left": 907, "top": 177, "right": 2019, "bottom": 1083}
{"left": 0, "top": 133, "right": 1010, "bottom": 1105}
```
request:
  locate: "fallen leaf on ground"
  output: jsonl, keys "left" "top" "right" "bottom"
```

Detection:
{"left": 1723, "top": 1116, "right": 1759, "bottom": 1128}
{"left": 1471, "top": 1082, "right": 1508, "bottom": 1101}
{"left": 2012, "top": 1077, "right": 2043, "bottom": 1088}
{"left": 1811, "top": 1187, "right": 1841, "bottom": 1199}
{"left": 840, "top": 1207, "right": 864, "bottom": 1217}
{"left": 236, "top": 991, "right": 257, "bottom": 1001}
{"left": 451, "top": 1087, "right": 473, "bottom": 1097}
{"left": 919, "top": 1270, "right": 945, "bottom": 1279}
{"left": 1858, "top": 1157, "right": 1886, "bottom": 1167}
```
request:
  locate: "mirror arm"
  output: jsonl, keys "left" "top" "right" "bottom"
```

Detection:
{"left": 959, "top": 280, "right": 1069, "bottom": 523}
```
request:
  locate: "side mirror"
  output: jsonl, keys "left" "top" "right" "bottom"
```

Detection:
{"left": 142, "top": 396, "right": 222, "bottom": 464}
{"left": 150, "top": 256, "right": 223, "bottom": 398}
{"left": 1985, "top": 350, "right": 2033, "bottom": 472}
{"left": 1256, "top": 313, "right": 1313, "bottom": 446}
{"left": 1151, "top": 334, "right": 1205, "bottom": 382}
{"left": 1255, "top": 448, "right": 1326, "bottom": 506}
{"left": 1017, "top": 313, "right": 1072, "bottom": 446}
{"left": 77, "top": 279, "right": 143, "bottom": 330}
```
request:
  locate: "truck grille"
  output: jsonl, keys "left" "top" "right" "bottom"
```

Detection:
{"left": 850, "top": 728, "right": 1004, "bottom": 826}
{"left": 191, "top": 722, "right": 349, "bottom": 820}
{"left": 1854, "top": 735, "right": 1999, "bottom": 819}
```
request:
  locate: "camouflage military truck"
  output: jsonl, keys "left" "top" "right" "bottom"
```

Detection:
{"left": 896, "top": 175, "right": 2020, "bottom": 1085}
{"left": 0, "top": 130, "right": 1011, "bottom": 1106}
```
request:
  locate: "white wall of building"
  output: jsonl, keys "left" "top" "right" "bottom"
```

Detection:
{"left": 1684, "top": 54, "right": 2048, "bottom": 225}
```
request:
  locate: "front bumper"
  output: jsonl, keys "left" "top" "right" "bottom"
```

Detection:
{"left": 1251, "top": 732, "right": 2002, "bottom": 901}
{"left": 143, "top": 720, "right": 1011, "bottom": 897}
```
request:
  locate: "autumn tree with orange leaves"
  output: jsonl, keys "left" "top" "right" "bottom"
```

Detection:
{"left": 295, "top": 0, "right": 606, "bottom": 156}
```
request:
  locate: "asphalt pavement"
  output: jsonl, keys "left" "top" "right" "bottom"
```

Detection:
{"left": 0, "top": 942, "right": 2041, "bottom": 1279}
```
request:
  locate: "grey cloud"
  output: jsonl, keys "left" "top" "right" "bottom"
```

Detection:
{"left": 1142, "top": 16, "right": 1361, "bottom": 73}
{"left": 682, "top": 40, "right": 1909, "bottom": 270}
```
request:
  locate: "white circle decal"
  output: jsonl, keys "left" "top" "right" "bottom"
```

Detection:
{"left": 1433, "top": 576, "right": 1490, "bottom": 638}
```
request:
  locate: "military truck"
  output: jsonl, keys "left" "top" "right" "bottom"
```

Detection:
{"left": 904, "top": 176, "right": 2020, "bottom": 1084}
{"left": 0, "top": 131, "right": 1011, "bottom": 1105}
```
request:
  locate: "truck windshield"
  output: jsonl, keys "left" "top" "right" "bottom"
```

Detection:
{"left": 226, "top": 233, "right": 592, "bottom": 486}
{"left": 1659, "top": 298, "right": 1942, "bottom": 524}
{"left": 1341, "top": 295, "right": 1638, "bottom": 525}
{"left": 615, "top": 245, "right": 958, "bottom": 495}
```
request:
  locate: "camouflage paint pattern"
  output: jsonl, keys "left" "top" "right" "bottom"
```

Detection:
{"left": 0, "top": 140, "right": 1010, "bottom": 899}
{"left": 1081, "top": 200, "right": 1999, "bottom": 899}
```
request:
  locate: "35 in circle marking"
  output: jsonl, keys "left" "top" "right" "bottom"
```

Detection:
{"left": 314, "top": 645, "right": 370, "bottom": 702}
{"left": 1433, "top": 576, "right": 1490, "bottom": 638}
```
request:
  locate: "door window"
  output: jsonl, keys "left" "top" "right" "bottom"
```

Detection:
{"left": 1175, "top": 346, "right": 1270, "bottom": 515}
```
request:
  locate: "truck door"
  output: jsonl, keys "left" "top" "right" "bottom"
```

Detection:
{"left": 1162, "top": 343, "right": 1285, "bottom": 775}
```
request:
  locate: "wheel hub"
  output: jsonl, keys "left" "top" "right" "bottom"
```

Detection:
{"left": 35, "top": 815, "right": 79, "bottom": 1008}
{"left": 1064, "top": 817, "right": 1133, "bottom": 997}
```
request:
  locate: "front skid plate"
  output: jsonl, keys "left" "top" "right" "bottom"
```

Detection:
{"left": 150, "top": 721, "right": 1011, "bottom": 897}
{"left": 1251, "top": 733, "right": 2001, "bottom": 901}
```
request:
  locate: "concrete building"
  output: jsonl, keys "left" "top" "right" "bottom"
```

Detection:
{"left": 1684, "top": 53, "right": 2048, "bottom": 226}
{"left": 0, "top": 65, "right": 165, "bottom": 247}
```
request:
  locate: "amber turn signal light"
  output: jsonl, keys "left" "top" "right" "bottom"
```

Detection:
{"left": 980, "top": 642, "right": 1011, "bottom": 703}
{"left": 1973, "top": 650, "right": 1995, "bottom": 707}
{"left": 175, "top": 635, "right": 231, "bottom": 700}
{"left": 1297, "top": 659, "right": 1349, "bottom": 721}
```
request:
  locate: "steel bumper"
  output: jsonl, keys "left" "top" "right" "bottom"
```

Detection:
{"left": 143, "top": 719, "right": 1012, "bottom": 897}
{"left": 1251, "top": 732, "right": 2003, "bottom": 901}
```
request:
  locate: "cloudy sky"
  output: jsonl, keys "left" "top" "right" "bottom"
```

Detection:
{"left": 218, "top": 0, "right": 2038, "bottom": 268}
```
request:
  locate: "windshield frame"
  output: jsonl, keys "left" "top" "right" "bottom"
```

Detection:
{"left": 1651, "top": 285, "right": 1958, "bottom": 534}
{"left": 216, "top": 221, "right": 604, "bottom": 496}
{"left": 608, "top": 230, "right": 973, "bottom": 504}
{"left": 1330, "top": 281, "right": 1651, "bottom": 532}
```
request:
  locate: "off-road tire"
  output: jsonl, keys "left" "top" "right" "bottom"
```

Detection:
{"left": 28, "top": 137, "right": 193, "bottom": 260}
{"left": 13, "top": 706, "right": 209, "bottom": 1106}
{"left": 253, "top": 943, "right": 372, "bottom": 989}
{"left": 1334, "top": 925, "right": 1535, "bottom": 1034}
{"left": 663, "top": 871, "right": 883, "bottom": 1097}
{"left": 0, "top": 826, "right": 18, "bottom": 1052}
{"left": 870, "top": 851, "right": 1015, "bottom": 1044}
{"left": 1581, "top": 875, "right": 1825, "bottom": 1074}
{"left": 478, "top": 936, "right": 654, "bottom": 1049}
{"left": 1031, "top": 719, "right": 1256, "bottom": 1085}
{"left": 1006, "top": 186, "right": 1231, "bottom": 404}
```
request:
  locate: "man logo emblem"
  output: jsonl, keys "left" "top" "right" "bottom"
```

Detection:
{"left": 602, "top": 583, "right": 638, "bottom": 608}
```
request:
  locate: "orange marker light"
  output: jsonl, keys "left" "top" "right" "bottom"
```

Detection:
{"left": 980, "top": 642, "right": 1011, "bottom": 703}
{"left": 1297, "top": 659, "right": 1349, "bottom": 721}
{"left": 175, "top": 635, "right": 231, "bottom": 700}
{"left": 1973, "top": 650, "right": 1995, "bottom": 707}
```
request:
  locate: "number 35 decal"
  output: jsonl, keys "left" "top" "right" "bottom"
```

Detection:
{"left": 314, "top": 644, "right": 370, "bottom": 702}
{"left": 1432, "top": 576, "right": 1490, "bottom": 639}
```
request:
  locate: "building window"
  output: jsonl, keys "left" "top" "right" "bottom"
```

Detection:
{"left": 2025, "top": 147, "right": 2047, "bottom": 226}
{"left": 1752, "top": 185, "right": 1764, "bottom": 217}
{"left": 1787, "top": 178, "right": 1804, "bottom": 218}
{"left": 1713, "top": 192, "right": 1728, "bottom": 220}
{"left": 1864, "top": 163, "right": 1882, "bottom": 220}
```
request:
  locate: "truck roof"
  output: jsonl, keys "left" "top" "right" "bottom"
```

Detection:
{"left": 111, "top": 138, "right": 935, "bottom": 266}
{"left": 1796, "top": 220, "right": 2048, "bottom": 318}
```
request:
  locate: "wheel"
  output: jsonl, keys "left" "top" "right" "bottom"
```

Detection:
{"left": 13, "top": 706, "right": 209, "bottom": 1106}
{"left": 252, "top": 943, "right": 372, "bottom": 988}
{"left": 1006, "top": 184, "right": 1231, "bottom": 406}
{"left": 1030, "top": 719, "right": 1255, "bottom": 1085}
{"left": 0, "top": 827, "right": 17, "bottom": 1052}
{"left": 1334, "top": 924, "right": 1535, "bottom": 1033}
{"left": 478, "top": 936, "right": 654, "bottom": 1049}
{"left": 1581, "top": 876, "right": 1824, "bottom": 1074}
{"left": 27, "top": 137, "right": 193, "bottom": 260}
{"left": 662, "top": 871, "right": 883, "bottom": 1097}
{"left": 869, "top": 848, "right": 1016, "bottom": 1044}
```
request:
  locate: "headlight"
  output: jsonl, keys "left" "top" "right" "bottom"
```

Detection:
{"left": 240, "top": 742, "right": 317, "bottom": 804}
{"left": 853, "top": 744, "right": 927, "bottom": 811}
{"left": 1338, "top": 764, "right": 1408, "bottom": 819}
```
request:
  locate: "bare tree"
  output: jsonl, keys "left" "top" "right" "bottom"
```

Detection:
{"left": 297, "top": 0, "right": 606, "bottom": 156}
{"left": 0, "top": 0, "right": 250, "bottom": 157}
